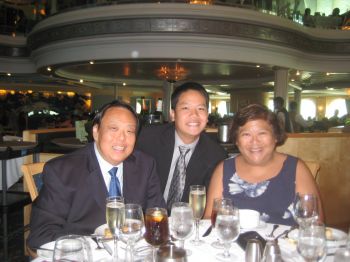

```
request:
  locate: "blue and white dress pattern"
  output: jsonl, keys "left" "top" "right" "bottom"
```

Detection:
{"left": 223, "top": 155, "right": 297, "bottom": 226}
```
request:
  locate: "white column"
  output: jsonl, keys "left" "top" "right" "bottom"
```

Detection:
{"left": 162, "top": 81, "right": 173, "bottom": 122}
{"left": 274, "top": 67, "right": 289, "bottom": 104}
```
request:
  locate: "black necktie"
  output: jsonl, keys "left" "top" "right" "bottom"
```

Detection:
{"left": 108, "top": 167, "right": 121, "bottom": 197}
{"left": 167, "top": 146, "right": 190, "bottom": 210}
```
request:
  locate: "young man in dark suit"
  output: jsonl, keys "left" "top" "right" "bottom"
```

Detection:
{"left": 136, "top": 82, "right": 227, "bottom": 211}
{"left": 28, "top": 100, "right": 165, "bottom": 249}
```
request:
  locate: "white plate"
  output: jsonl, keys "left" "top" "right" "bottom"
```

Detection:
{"left": 288, "top": 227, "right": 347, "bottom": 247}
{"left": 37, "top": 241, "right": 55, "bottom": 260}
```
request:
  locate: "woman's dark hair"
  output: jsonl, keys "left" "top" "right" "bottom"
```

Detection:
{"left": 92, "top": 100, "right": 139, "bottom": 131}
{"left": 230, "top": 104, "right": 287, "bottom": 146}
{"left": 171, "top": 82, "right": 209, "bottom": 110}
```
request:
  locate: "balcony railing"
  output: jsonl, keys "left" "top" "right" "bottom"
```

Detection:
{"left": 1, "top": 0, "right": 349, "bottom": 37}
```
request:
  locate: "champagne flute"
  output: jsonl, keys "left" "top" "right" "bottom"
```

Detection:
{"left": 119, "top": 203, "right": 144, "bottom": 262}
{"left": 211, "top": 198, "right": 233, "bottom": 249}
{"left": 189, "top": 185, "right": 206, "bottom": 246}
{"left": 215, "top": 205, "right": 240, "bottom": 261}
{"left": 297, "top": 222, "right": 326, "bottom": 262}
{"left": 106, "top": 196, "right": 125, "bottom": 262}
{"left": 144, "top": 207, "right": 169, "bottom": 262}
{"left": 293, "top": 193, "right": 319, "bottom": 228}
{"left": 170, "top": 202, "right": 194, "bottom": 255}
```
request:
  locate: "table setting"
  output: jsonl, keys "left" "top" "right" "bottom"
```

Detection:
{"left": 32, "top": 190, "right": 350, "bottom": 262}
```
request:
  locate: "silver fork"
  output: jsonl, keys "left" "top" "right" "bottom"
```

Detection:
{"left": 266, "top": 224, "right": 279, "bottom": 238}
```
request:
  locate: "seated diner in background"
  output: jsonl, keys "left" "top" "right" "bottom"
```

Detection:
{"left": 204, "top": 104, "right": 323, "bottom": 225}
{"left": 27, "top": 100, "right": 166, "bottom": 250}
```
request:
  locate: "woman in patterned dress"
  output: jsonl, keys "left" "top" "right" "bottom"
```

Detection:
{"left": 204, "top": 104, "right": 323, "bottom": 225}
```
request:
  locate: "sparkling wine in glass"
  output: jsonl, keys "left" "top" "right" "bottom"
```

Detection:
{"left": 215, "top": 205, "right": 240, "bottom": 261}
{"left": 106, "top": 196, "right": 125, "bottom": 262}
{"left": 293, "top": 193, "right": 318, "bottom": 228}
{"left": 119, "top": 203, "right": 144, "bottom": 262}
{"left": 297, "top": 223, "right": 326, "bottom": 262}
{"left": 211, "top": 198, "right": 233, "bottom": 249}
{"left": 189, "top": 185, "right": 206, "bottom": 246}
{"left": 170, "top": 202, "right": 194, "bottom": 255}
{"left": 144, "top": 207, "right": 169, "bottom": 262}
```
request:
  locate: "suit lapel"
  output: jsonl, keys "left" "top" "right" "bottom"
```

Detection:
{"left": 122, "top": 155, "right": 137, "bottom": 204}
{"left": 185, "top": 134, "right": 208, "bottom": 188}
{"left": 86, "top": 144, "right": 108, "bottom": 211}
{"left": 158, "top": 124, "right": 175, "bottom": 190}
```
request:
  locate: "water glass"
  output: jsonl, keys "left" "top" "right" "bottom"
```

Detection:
{"left": 189, "top": 185, "right": 206, "bottom": 246}
{"left": 170, "top": 202, "right": 194, "bottom": 255}
{"left": 211, "top": 198, "right": 233, "bottom": 249}
{"left": 293, "top": 193, "right": 318, "bottom": 228}
{"left": 215, "top": 205, "right": 240, "bottom": 261}
{"left": 119, "top": 203, "right": 144, "bottom": 262}
{"left": 53, "top": 235, "right": 92, "bottom": 262}
{"left": 297, "top": 223, "right": 326, "bottom": 262}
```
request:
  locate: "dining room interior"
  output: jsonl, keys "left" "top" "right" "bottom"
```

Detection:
{"left": 1, "top": 0, "right": 350, "bottom": 261}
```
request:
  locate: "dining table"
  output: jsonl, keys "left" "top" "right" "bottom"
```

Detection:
{"left": 32, "top": 219, "right": 345, "bottom": 262}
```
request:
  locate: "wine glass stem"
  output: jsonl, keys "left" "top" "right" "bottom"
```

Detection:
{"left": 195, "top": 219, "right": 200, "bottom": 243}
{"left": 223, "top": 242, "right": 230, "bottom": 258}
{"left": 113, "top": 236, "right": 118, "bottom": 262}
{"left": 179, "top": 240, "right": 185, "bottom": 249}
{"left": 126, "top": 243, "right": 134, "bottom": 262}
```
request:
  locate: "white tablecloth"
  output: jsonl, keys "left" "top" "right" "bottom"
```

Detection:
{"left": 32, "top": 220, "right": 339, "bottom": 262}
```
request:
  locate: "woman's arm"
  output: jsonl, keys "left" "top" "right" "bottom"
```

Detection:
{"left": 295, "top": 159, "right": 324, "bottom": 222}
{"left": 203, "top": 161, "right": 224, "bottom": 219}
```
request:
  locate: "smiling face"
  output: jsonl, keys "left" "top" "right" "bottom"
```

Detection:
{"left": 236, "top": 119, "right": 277, "bottom": 166}
{"left": 93, "top": 107, "right": 137, "bottom": 165}
{"left": 170, "top": 90, "right": 208, "bottom": 144}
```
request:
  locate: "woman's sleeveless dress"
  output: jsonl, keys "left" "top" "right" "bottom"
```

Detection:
{"left": 222, "top": 155, "right": 298, "bottom": 226}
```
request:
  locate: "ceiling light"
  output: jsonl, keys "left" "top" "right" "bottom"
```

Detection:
{"left": 291, "top": 78, "right": 295, "bottom": 82}
{"left": 156, "top": 64, "right": 188, "bottom": 82}
{"left": 123, "top": 82, "right": 126, "bottom": 86}
{"left": 89, "top": 61, "right": 94, "bottom": 65}
{"left": 80, "top": 79, "right": 84, "bottom": 83}
{"left": 7, "top": 73, "right": 11, "bottom": 76}
{"left": 296, "top": 70, "right": 300, "bottom": 76}
{"left": 326, "top": 72, "right": 330, "bottom": 76}
{"left": 47, "top": 67, "right": 52, "bottom": 72}
{"left": 256, "top": 65, "right": 260, "bottom": 68}
{"left": 220, "top": 84, "right": 229, "bottom": 87}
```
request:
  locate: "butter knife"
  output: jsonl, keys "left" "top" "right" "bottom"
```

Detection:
{"left": 202, "top": 225, "right": 212, "bottom": 237}
{"left": 101, "top": 241, "right": 113, "bottom": 256}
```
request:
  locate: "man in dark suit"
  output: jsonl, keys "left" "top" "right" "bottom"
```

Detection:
{"left": 136, "top": 82, "right": 227, "bottom": 211}
{"left": 28, "top": 100, "right": 165, "bottom": 249}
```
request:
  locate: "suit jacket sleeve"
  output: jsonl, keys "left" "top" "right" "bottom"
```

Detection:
{"left": 27, "top": 163, "right": 73, "bottom": 248}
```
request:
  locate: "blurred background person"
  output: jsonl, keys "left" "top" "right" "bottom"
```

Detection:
{"left": 204, "top": 104, "right": 323, "bottom": 225}
{"left": 273, "top": 96, "right": 293, "bottom": 132}
{"left": 289, "top": 101, "right": 313, "bottom": 133}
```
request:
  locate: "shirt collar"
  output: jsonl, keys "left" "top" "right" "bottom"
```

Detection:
{"left": 94, "top": 143, "right": 123, "bottom": 174}
{"left": 174, "top": 130, "right": 199, "bottom": 151}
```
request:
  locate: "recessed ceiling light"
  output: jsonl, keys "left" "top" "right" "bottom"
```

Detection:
{"left": 123, "top": 82, "right": 126, "bottom": 86}
{"left": 291, "top": 78, "right": 295, "bottom": 82}
{"left": 296, "top": 70, "right": 300, "bottom": 76}
{"left": 7, "top": 73, "right": 11, "bottom": 76}
{"left": 80, "top": 79, "right": 84, "bottom": 83}
{"left": 326, "top": 72, "right": 330, "bottom": 76}
{"left": 89, "top": 61, "right": 94, "bottom": 65}
{"left": 256, "top": 65, "right": 260, "bottom": 68}
{"left": 47, "top": 67, "right": 52, "bottom": 72}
